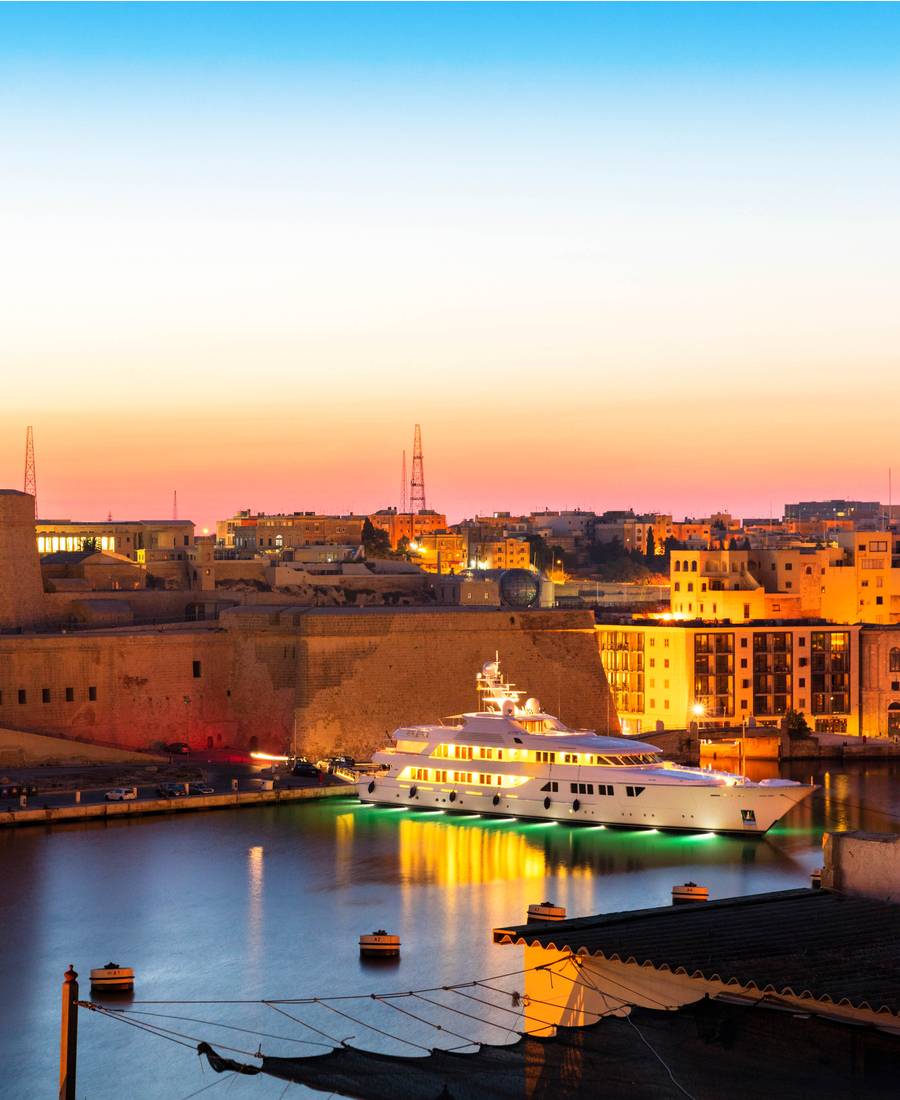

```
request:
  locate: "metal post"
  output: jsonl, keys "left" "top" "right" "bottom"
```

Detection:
{"left": 59, "top": 965, "right": 78, "bottom": 1100}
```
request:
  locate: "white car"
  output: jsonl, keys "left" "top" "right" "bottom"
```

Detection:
{"left": 105, "top": 787, "right": 138, "bottom": 801}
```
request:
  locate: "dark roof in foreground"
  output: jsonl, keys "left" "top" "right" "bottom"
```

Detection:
{"left": 494, "top": 888, "right": 900, "bottom": 1017}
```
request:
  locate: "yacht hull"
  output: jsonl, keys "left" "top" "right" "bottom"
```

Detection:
{"left": 357, "top": 776, "right": 814, "bottom": 835}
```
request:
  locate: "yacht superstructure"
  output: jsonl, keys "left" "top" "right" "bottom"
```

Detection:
{"left": 357, "top": 660, "right": 814, "bottom": 834}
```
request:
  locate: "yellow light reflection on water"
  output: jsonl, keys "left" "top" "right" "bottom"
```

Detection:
{"left": 247, "top": 845, "right": 264, "bottom": 967}
{"left": 398, "top": 818, "right": 546, "bottom": 887}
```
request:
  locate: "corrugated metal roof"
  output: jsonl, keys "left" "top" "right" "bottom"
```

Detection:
{"left": 494, "top": 888, "right": 900, "bottom": 1017}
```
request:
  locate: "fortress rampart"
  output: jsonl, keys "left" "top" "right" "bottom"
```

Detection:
{"left": 0, "top": 607, "right": 615, "bottom": 757}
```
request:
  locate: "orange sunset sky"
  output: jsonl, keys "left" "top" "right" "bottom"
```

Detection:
{"left": 3, "top": 5, "right": 899, "bottom": 529}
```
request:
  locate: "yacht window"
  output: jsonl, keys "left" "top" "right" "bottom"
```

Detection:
{"left": 626, "top": 785, "right": 645, "bottom": 797}
{"left": 540, "top": 781, "right": 558, "bottom": 793}
{"left": 570, "top": 783, "right": 578, "bottom": 794}
{"left": 513, "top": 737, "right": 522, "bottom": 744}
{"left": 597, "top": 784, "right": 613, "bottom": 796}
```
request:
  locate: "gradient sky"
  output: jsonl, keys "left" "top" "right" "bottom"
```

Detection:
{"left": 2, "top": 3, "right": 899, "bottom": 529}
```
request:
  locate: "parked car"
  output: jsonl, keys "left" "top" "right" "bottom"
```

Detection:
{"left": 1, "top": 782, "right": 38, "bottom": 798}
{"left": 318, "top": 755, "right": 356, "bottom": 773}
{"left": 156, "top": 782, "right": 186, "bottom": 797}
{"left": 291, "top": 760, "right": 320, "bottom": 778}
{"left": 165, "top": 742, "right": 190, "bottom": 755}
{"left": 105, "top": 787, "right": 138, "bottom": 801}
{"left": 189, "top": 783, "right": 215, "bottom": 795}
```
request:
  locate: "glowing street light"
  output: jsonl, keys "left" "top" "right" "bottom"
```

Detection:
{"left": 691, "top": 702, "right": 705, "bottom": 719}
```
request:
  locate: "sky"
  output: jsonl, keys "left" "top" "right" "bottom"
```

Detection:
{"left": 1, "top": 3, "right": 899, "bottom": 529}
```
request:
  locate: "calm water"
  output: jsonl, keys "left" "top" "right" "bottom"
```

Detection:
{"left": 2, "top": 761, "right": 899, "bottom": 1099}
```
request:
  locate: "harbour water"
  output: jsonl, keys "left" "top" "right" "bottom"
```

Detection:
{"left": 2, "top": 760, "right": 899, "bottom": 1099}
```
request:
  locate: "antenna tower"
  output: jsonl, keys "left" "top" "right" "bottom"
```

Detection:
{"left": 23, "top": 425, "right": 37, "bottom": 516}
{"left": 409, "top": 424, "right": 426, "bottom": 513}
{"left": 173, "top": 490, "right": 178, "bottom": 521}
{"left": 400, "top": 450, "right": 407, "bottom": 514}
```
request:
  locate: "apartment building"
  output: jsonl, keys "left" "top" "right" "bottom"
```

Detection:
{"left": 597, "top": 620, "right": 860, "bottom": 737}
{"left": 670, "top": 534, "right": 900, "bottom": 625}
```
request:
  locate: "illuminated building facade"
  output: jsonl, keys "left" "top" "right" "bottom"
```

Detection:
{"left": 409, "top": 531, "right": 467, "bottom": 574}
{"left": 467, "top": 537, "right": 532, "bottom": 571}
{"left": 670, "top": 535, "right": 900, "bottom": 625}
{"left": 36, "top": 519, "right": 194, "bottom": 561}
{"left": 368, "top": 509, "right": 447, "bottom": 549}
{"left": 597, "top": 621, "right": 861, "bottom": 736}
{"left": 217, "top": 511, "right": 365, "bottom": 551}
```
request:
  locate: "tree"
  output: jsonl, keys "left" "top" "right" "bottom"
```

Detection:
{"left": 783, "top": 708, "right": 812, "bottom": 740}
{"left": 80, "top": 536, "right": 99, "bottom": 552}
{"left": 361, "top": 518, "right": 392, "bottom": 559}
{"left": 644, "top": 529, "right": 656, "bottom": 564}
{"left": 396, "top": 535, "right": 412, "bottom": 560}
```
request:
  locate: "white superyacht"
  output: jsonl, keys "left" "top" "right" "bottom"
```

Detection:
{"left": 357, "top": 660, "right": 815, "bottom": 834}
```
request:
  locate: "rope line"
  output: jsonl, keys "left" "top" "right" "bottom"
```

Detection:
{"left": 314, "top": 999, "right": 434, "bottom": 1054}
{"left": 262, "top": 1002, "right": 348, "bottom": 1048}
{"left": 625, "top": 1014, "right": 697, "bottom": 1100}
{"left": 374, "top": 995, "right": 480, "bottom": 1050}
{"left": 99, "top": 1006, "right": 333, "bottom": 1048}
{"left": 109, "top": 959, "right": 545, "bottom": 1007}
{"left": 175, "top": 1072, "right": 238, "bottom": 1100}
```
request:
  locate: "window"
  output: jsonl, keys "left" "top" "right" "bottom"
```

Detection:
{"left": 42, "top": 688, "right": 50, "bottom": 704}
{"left": 192, "top": 660, "right": 202, "bottom": 678}
{"left": 891, "top": 649, "right": 900, "bottom": 673}
{"left": 540, "top": 781, "right": 558, "bottom": 793}
{"left": 88, "top": 686, "right": 97, "bottom": 702}
{"left": 18, "top": 690, "right": 26, "bottom": 705}
{"left": 625, "top": 785, "right": 645, "bottom": 797}
{"left": 597, "top": 784, "right": 613, "bottom": 796}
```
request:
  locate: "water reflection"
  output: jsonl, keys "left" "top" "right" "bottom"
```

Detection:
{"left": 2, "top": 762, "right": 899, "bottom": 1100}
{"left": 248, "top": 844, "right": 264, "bottom": 967}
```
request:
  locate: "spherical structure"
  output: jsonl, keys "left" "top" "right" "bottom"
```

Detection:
{"left": 499, "top": 569, "right": 540, "bottom": 609}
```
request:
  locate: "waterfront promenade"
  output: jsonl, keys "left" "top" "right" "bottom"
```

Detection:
{"left": 0, "top": 779, "right": 346, "bottom": 828}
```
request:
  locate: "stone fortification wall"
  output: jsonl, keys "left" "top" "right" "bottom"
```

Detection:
{"left": 0, "top": 491, "right": 47, "bottom": 631}
{"left": 292, "top": 607, "right": 617, "bottom": 760}
{"left": 0, "top": 627, "right": 238, "bottom": 751}
{"left": 0, "top": 606, "right": 617, "bottom": 758}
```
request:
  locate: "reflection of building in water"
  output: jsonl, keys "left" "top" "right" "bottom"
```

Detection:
{"left": 247, "top": 845, "right": 264, "bottom": 960}
{"left": 399, "top": 819, "right": 546, "bottom": 886}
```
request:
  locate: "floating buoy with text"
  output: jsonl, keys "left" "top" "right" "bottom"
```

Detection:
{"left": 90, "top": 963, "right": 134, "bottom": 992}
{"left": 359, "top": 930, "right": 401, "bottom": 957}
{"left": 527, "top": 901, "right": 567, "bottom": 923}
{"left": 672, "top": 882, "right": 709, "bottom": 904}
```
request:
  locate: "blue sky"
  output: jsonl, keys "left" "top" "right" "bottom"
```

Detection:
{"left": 1, "top": 4, "right": 899, "bottom": 524}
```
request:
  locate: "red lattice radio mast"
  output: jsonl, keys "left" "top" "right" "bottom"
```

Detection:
{"left": 409, "top": 424, "right": 426, "bottom": 513}
{"left": 24, "top": 425, "right": 37, "bottom": 516}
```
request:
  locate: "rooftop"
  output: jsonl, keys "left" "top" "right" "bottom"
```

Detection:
{"left": 494, "top": 887, "right": 900, "bottom": 1018}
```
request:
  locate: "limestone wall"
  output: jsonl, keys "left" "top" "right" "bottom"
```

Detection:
{"left": 0, "top": 491, "right": 47, "bottom": 631}
{"left": 0, "top": 627, "right": 238, "bottom": 752}
{"left": 0, "top": 606, "right": 617, "bottom": 758}
{"left": 291, "top": 607, "right": 617, "bottom": 760}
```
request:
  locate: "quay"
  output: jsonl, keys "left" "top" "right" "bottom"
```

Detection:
{"left": 0, "top": 783, "right": 347, "bottom": 829}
